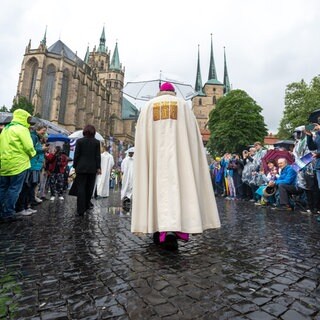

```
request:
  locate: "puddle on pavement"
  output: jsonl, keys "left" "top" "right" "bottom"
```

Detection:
{"left": 107, "top": 206, "right": 131, "bottom": 216}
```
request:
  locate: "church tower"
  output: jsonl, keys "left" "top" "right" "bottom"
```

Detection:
{"left": 16, "top": 26, "right": 136, "bottom": 158}
{"left": 192, "top": 34, "right": 230, "bottom": 145}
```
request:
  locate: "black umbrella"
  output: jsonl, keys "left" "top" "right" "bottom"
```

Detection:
{"left": 308, "top": 109, "right": 320, "bottom": 124}
{"left": 273, "top": 140, "right": 295, "bottom": 151}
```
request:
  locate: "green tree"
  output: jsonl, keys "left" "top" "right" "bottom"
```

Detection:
{"left": 0, "top": 105, "right": 9, "bottom": 112}
{"left": 207, "top": 89, "right": 268, "bottom": 155}
{"left": 278, "top": 76, "right": 320, "bottom": 139}
{"left": 10, "top": 96, "right": 34, "bottom": 114}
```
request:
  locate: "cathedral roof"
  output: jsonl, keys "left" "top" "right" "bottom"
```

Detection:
{"left": 48, "top": 40, "right": 81, "bottom": 63}
{"left": 110, "top": 42, "right": 121, "bottom": 71}
{"left": 195, "top": 45, "right": 204, "bottom": 96}
{"left": 122, "top": 97, "right": 139, "bottom": 120}
{"left": 205, "top": 79, "right": 223, "bottom": 86}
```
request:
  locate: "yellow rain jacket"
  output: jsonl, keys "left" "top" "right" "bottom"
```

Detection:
{"left": 0, "top": 109, "right": 36, "bottom": 176}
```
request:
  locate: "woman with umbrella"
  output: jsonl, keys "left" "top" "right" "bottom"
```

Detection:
{"left": 254, "top": 159, "right": 279, "bottom": 206}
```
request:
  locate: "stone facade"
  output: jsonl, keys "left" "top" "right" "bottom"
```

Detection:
{"left": 192, "top": 83, "right": 224, "bottom": 141}
{"left": 16, "top": 30, "right": 138, "bottom": 162}
{"left": 191, "top": 37, "right": 230, "bottom": 145}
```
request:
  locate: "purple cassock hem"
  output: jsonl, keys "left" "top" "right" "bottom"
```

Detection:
{"left": 159, "top": 232, "right": 189, "bottom": 243}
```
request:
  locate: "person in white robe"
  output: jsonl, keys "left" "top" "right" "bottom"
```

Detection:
{"left": 120, "top": 147, "right": 134, "bottom": 203}
{"left": 131, "top": 82, "right": 221, "bottom": 250}
{"left": 96, "top": 145, "right": 115, "bottom": 197}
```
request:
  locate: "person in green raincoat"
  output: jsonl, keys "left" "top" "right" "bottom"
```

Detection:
{"left": 0, "top": 109, "right": 36, "bottom": 222}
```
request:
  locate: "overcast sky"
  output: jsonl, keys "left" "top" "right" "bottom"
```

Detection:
{"left": 1, "top": 0, "right": 320, "bottom": 133}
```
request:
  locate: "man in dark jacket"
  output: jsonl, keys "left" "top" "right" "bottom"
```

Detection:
{"left": 70, "top": 125, "right": 101, "bottom": 215}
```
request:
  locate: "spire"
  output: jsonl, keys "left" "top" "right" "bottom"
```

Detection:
{"left": 84, "top": 44, "right": 90, "bottom": 64}
{"left": 110, "top": 41, "right": 121, "bottom": 70}
{"left": 195, "top": 45, "right": 204, "bottom": 94}
{"left": 40, "top": 26, "right": 47, "bottom": 46}
{"left": 223, "top": 47, "right": 231, "bottom": 94}
{"left": 208, "top": 34, "right": 217, "bottom": 81}
{"left": 98, "top": 26, "right": 106, "bottom": 53}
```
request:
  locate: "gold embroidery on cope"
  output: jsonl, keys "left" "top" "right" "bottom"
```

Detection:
{"left": 153, "top": 103, "right": 160, "bottom": 121}
{"left": 170, "top": 101, "right": 178, "bottom": 120}
{"left": 153, "top": 101, "right": 178, "bottom": 121}
{"left": 161, "top": 102, "right": 169, "bottom": 119}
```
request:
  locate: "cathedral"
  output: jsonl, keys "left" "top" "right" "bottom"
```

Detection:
{"left": 16, "top": 28, "right": 230, "bottom": 154}
{"left": 192, "top": 34, "right": 231, "bottom": 145}
{"left": 16, "top": 27, "right": 138, "bottom": 161}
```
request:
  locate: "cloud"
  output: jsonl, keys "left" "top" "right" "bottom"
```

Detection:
{"left": 1, "top": 0, "right": 320, "bottom": 133}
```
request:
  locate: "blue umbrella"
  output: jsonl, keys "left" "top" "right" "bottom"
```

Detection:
{"left": 47, "top": 133, "right": 70, "bottom": 142}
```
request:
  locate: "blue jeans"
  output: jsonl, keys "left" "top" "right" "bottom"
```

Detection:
{"left": 0, "top": 170, "right": 27, "bottom": 218}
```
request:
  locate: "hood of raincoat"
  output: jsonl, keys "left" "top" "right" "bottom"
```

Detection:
{"left": 10, "top": 109, "right": 32, "bottom": 128}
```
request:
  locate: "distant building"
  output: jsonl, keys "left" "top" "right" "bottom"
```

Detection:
{"left": 264, "top": 132, "right": 279, "bottom": 149}
{"left": 192, "top": 35, "right": 231, "bottom": 145}
{"left": 15, "top": 27, "right": 138, "bottom": 162}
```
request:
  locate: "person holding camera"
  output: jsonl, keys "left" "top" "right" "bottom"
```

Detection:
{"left": 241, "top": 147, "right": 256, "bottom": 200}
{"left": 46, "top": 146, "right": 68, "bottom": 201}
{"left": 306, "top": 123, "right": 320, "bottom": 190}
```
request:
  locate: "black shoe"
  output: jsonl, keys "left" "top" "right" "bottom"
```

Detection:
{"left": 153, "top": 232, "right": 160, "bottom": 245}
{"left": 87, "top": 202, "right": 94, "bottom": 210}
{"left": 162, "top": 233, "right": 178, "bottom": 251}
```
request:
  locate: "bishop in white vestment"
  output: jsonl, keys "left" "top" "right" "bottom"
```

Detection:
{"left": 121, "top": 149, "right": 134, "bottom": 201}
{"left": 131, "top": 82, "right": 221, "bottom": 248}
{"left": 96, "top": 146, "right": 115, "bottom": 197}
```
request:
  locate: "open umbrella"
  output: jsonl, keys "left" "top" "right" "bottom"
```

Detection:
{"left": 0, "top": 114, "right": 38, "bottom": 125}
{"left": 273, "top": 140, "right": 295, "bottom": 151}
{"left": 122, "top": 79, "right": 197, "bottom": 101}
{"left": 308, "top": 109, "right": 320, "bottom": 124}
{"left": 47, "top": 133, "right": 70, "bottom": 143}
{"left": 261, "top": 149, "right": 295, "bottom": 173}
{"left": 68, "top": 130, "right": 104, "bottom": 142}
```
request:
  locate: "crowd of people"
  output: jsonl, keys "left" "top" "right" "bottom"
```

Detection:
{"left": 209, "top": 125, "right": 320, "bottom": 216}
{"left": 0, "top": 109, "right": 138, "bottom": 223}
{"left": 0, "top": 109, "right": 76, "bottom": 221}
{"left": 2, "top": 94, "right": 319, "bottom": 250}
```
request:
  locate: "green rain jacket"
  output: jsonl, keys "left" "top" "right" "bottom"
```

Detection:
{"left": 0, "top": 109, "right": 36, "bottom": 176}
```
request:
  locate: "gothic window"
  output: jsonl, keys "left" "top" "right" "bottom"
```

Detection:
{"left": 213, "top": 96, "right": 216, "bottom": 104}
{"left": 58, "top": 69, "right": 69, "bottom": 123}
{"left": 199, "top": 98, "right": 202, "bottom": 106}
{"left": 28, "top": 59, "right": 38, "bottom": 101}
{"left": 42, "top": 64, "right": 56, "bottom": 119}
{"left": 110, "top": 118, "right": 115, "bottom": 136}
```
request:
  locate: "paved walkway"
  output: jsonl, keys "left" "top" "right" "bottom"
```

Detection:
{"left": 0, "top": 190, "right": 319, "bottom": 319}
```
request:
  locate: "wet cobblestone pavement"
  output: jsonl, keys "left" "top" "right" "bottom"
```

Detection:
{"left": 0, "top": 190, "right": 319, "bottom": 319}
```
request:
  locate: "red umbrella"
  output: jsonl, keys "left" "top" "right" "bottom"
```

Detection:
{"left": 261, "top": 149, "right": 295, "bottom": 173}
